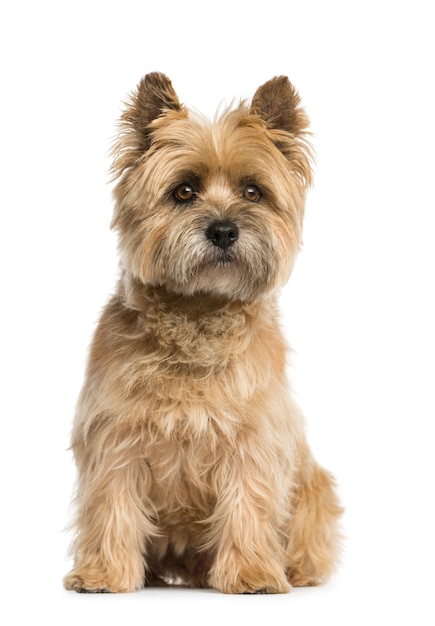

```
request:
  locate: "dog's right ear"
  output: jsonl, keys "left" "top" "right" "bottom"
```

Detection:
{"left": 112, "top": 72, "right": 183, "bottom": 178}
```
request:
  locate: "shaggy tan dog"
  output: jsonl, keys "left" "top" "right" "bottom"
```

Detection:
{"left": 64, "top": 73, "right": 342, "bottom": 594}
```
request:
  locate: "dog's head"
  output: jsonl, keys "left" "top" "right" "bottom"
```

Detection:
{"left": 111, "top": 73, "right": 312, "bottom": 302}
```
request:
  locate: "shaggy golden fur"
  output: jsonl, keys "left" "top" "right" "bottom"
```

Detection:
{"left": 64, "top": 73, "right": 342, "bottom": 594}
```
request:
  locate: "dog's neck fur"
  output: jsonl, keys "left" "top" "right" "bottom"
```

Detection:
{"left": 117, "top": 272, "right": 279, "bottom": 369}
{"left": 122, "top": 273, "right": 237, "bottom": 315}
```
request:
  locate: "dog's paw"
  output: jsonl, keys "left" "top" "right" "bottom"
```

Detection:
{"left": 214, "top": 576, "right": 291, "bottom": 594}
{"left": 64, "top": 570, "right": 107, "bottom": 593}
{"left": 76, "top": 587, "right": 111, "bottom": 593}
{"left": 209, "top": 554, "right": 291, "bottom": 595}
{"left": 64, "top": 568, "right": 131, "bottom": 594}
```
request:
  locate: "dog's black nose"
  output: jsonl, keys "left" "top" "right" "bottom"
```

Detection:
{"left": 206, "top": 220, "right": 239, "bottom": 250}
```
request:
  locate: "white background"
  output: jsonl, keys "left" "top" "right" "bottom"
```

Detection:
{"left": 1, "top": 1, "right": 434, "bottom": 624}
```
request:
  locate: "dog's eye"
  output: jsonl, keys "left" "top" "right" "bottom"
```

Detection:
{"left": 174, "top": 184, "right": 195, "bottom": 203}
{"left": 242, "top": 185, "right": 261, "bottom": 202}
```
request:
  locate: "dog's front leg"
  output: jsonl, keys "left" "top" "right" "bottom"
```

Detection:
{"left": 64, "top": 421, "right": 157, "bottom": 593}
{"left": 207, "top": 450, "right": 291, "bottom": 594}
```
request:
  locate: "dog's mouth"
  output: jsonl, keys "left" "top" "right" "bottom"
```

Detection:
{"left": 159, "top": 240, "right": 273, "bottom": 301}
{"left": 187, "top": 248, "right": 241, "bottom": 287}
{"left": 214, "top": 250, "right": 237, "bottom": 265}
{"left": 201, "top": 248, "right": 238, "bottom": 269}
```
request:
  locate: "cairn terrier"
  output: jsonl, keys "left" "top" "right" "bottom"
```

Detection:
{"left": 64, "top": 73, "right": 341, "bottom": 594}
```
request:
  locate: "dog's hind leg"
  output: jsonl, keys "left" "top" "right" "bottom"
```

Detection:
{"left": 284, "top": 450, "right": 342, "bottom": 586}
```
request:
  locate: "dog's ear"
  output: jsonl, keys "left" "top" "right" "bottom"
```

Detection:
{"left": 250, "top": 76, "right": 313, "bottom": 186}
{"left": 250, "top": 76, "right": 309, "bottom": 137}
{"left": 112, "top": 72, "right": 183, "bottom": 178}
{"left": 127, "top": 72, "right": 182, "bottom": 134}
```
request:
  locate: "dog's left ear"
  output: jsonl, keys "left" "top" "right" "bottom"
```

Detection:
{"left": 250, "top": 76, "right": 309, "bottom": 138}
{"left": 250, "top": 76, "right": 312, "bottom": 186}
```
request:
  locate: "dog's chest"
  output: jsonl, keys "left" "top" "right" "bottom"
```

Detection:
{"left": 145, "top": 434, "right": 221, "bottom": 520}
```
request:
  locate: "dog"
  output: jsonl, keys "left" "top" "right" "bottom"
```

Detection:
{"left": 64, "top": 73, "right": 342, "bottom": 594}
